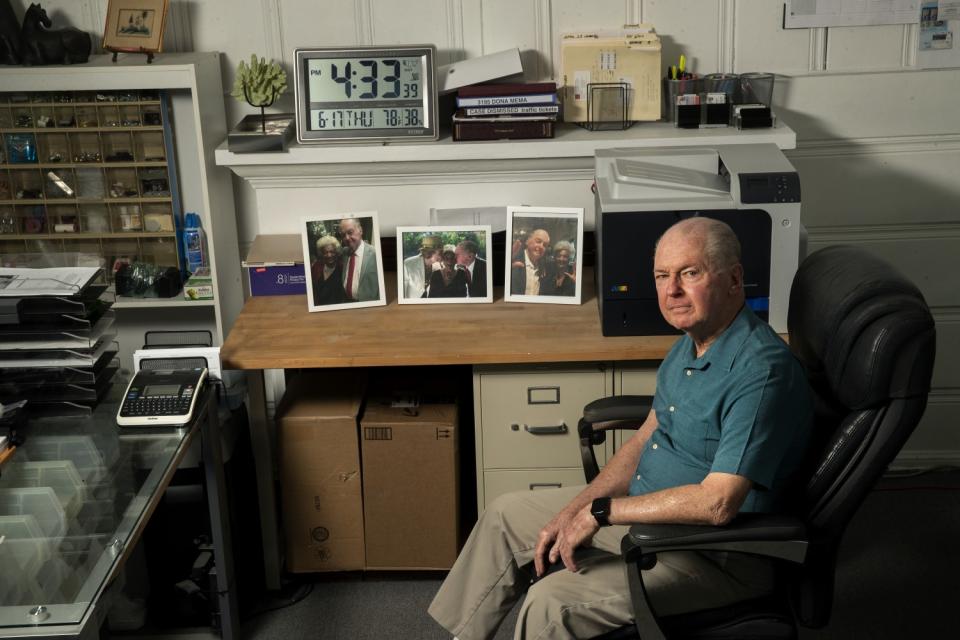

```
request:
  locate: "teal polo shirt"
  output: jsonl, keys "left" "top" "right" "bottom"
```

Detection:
{"left": 629, "top": 306, "right": 812, "bottom": 513}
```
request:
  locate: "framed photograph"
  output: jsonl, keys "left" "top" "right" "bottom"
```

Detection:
{"left": 396, "top": 226, "right": 493, "bottom": 304}
{"left": 102, "top": 0, "right": 169, "bottom": 54}
{"left": 300, "top": 212, "right": 386, "bottom": 312}
{"left": 505, "top": 206, "right": 584, "bottom": 305}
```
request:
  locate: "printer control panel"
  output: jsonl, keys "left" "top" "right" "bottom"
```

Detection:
{"left": 738, "top": 172, "right": 801, "bottom": 204}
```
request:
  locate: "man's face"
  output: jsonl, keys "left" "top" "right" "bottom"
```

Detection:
{"left": 340, "top": 221, "right": 362, "bottom": 252}
{"left": 526, "top": 230, "right": 550, "bottom": 263}
{"left": 320, "top": 244, "right": 339, "bottom": 266}
{"left": 455, "top": 246, "right": 475, "bottom": 267}
{"left": 653, "top": 231, "right": 740, "bottom": 336}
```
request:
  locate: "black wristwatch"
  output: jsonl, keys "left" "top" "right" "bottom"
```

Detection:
{"left": 591, "top": 497, "right": 613, "bottom": 527}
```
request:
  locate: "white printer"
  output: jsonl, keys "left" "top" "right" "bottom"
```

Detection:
{"left": 594, "top": 144, "right": 803, "bottom": 336}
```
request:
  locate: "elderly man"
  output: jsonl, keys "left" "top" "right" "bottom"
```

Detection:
{"left": 511, "top": 228, "right": 551, "bottom": 296}
{"left": 429, "top": 217, "right": 812, "bottom": 640}
{"left": 404, "top": 235, "right": 443, "bottom": 298}
{"left": 339, "top": 217, "right": 379, "bottom": 302}
{"left": 455, "top": 239, "right": 487, "bottom": 298}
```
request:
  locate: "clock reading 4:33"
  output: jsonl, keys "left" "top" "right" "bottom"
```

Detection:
{"left": 295, "top": 45, "right": 438, "bottom": 142}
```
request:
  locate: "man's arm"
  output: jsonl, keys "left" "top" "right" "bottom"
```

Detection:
{"left": 533, "top": 407, "right": 657, "bottom": 576}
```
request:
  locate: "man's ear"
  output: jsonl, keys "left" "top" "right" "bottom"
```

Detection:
{"left": 730, "top": 263, "right": 744, "bottom": 292}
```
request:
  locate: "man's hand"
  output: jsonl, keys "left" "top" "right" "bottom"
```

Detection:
{"left": 549, "top": 504, "right": 600, "bottom": 573}
{"left": 534, "top": 504, "right": 601, "bottom": 576}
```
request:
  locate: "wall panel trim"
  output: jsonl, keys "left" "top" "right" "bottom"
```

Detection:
{"left": 806, "top": 222, "right": 960, "bottom": 243}
{"left": 790, "top": 134, "right": 960, "bottom": 157}
{"left": 260, "top": 0, "right": 284, "bottom": 65}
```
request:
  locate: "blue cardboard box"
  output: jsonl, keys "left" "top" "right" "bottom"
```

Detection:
{"left": 243, "top": 234, "right": 307, "bottom": 296}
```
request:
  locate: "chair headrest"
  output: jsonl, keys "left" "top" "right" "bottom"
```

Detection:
{"left": 787, "top": 246, "right": 934, "bottom": 409}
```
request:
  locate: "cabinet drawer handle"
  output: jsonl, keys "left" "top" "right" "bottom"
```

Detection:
{"left": 529, "top": 483, "right": 562, "bottom": 490}
{"left": 524, "top": 423, "right": 568, "bottom": 435}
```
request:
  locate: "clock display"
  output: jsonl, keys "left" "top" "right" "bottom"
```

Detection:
{"left": 295, "top": 46, "right": 438, "bottom": 143}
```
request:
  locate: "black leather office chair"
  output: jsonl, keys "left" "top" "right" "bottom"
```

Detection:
{"left": 576, "top": 245, "right": 936, "bottom": 640}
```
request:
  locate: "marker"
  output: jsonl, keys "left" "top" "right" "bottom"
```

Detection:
{"left": 670, "top": 65, "right": 677, "bottom": 80}
{"left": 679, "top": 54, "right": 686, "bottom": 75}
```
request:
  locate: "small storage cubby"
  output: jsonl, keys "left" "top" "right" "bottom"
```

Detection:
{"left": 0, "top": 88, "right": 179, "bottom": 274}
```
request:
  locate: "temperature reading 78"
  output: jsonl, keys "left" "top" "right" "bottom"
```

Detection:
{"left": 330, "top": 60, "right": 419, "bottom": 99}
{"left": 382, "top": 108, "right": 422, "bottom": 127}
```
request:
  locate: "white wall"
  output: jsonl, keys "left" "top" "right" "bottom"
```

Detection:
{"left": 16, "top": 0, "right": 958, "bottom": 463}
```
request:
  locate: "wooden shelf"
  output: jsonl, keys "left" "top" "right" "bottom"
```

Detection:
{"left": 1, "top": 197, "right": 173, "bottom": 205}
{"left": 0, "top": 126, "right": 164, "bottom": 133}
{"left": 0, "top": 231, "right": 175, "bottom": 240}
{"left": 2, "top": 100, "right": 161, "bottom": 107}
{"left": 1, "top": 161, "right": 167, "bottom": 170}
{"left": 114, "top": 297, "right": 217, "bottom": 309}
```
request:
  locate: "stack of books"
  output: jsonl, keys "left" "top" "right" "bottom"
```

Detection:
{"left": 452, "top": 82, "right": 559, "bottom": 141}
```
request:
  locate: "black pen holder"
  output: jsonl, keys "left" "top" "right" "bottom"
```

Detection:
{"left": 662, "top": 76, "right": 702, "bottom": 121}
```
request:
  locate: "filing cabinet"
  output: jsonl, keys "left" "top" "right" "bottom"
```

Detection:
{"left": 473, "top": 362, "right": 659, "bottom": 509}
{"left": 473, "top": 364, "right": 612, "bottom": 507}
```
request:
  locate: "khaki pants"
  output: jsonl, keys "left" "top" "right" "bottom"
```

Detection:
{"left": 428, "top": 486, "right": 775, "bottom": 640}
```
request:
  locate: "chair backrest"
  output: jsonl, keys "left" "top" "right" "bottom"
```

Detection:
{"left": 786, "top": 245, "right": 936, "bottom": 627}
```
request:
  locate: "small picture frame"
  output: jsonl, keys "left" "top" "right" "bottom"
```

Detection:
{"left": 102, "top": 0, "right": 170, "bottom": 55}
{"left": 505, "top": 206, "right": 584, "bottom": 305}
{"left": 396, "top": 226, "right": 493, "bottom": 304}
{"left": 301, "top": 212, "right": 386, "bottom": 312}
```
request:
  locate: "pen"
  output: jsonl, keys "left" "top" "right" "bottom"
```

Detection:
{"left": 679, "top": 54, "right": 686, "bottom": 76}
{"left": 670, "top": 65, "right": 677, "bottom": 80}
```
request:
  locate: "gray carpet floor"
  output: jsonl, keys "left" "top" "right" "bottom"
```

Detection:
{"left": 239, "top": 469, "right": 960, "bottom": 639}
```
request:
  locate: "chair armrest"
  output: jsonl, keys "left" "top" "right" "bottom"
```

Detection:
{"left": 578, "top": 396, "right": 653, "bottom": 483}
{"left": 621, "top": 514, "right": 807, "bottom": 640}
{"left": 622, "top": 513, "right": 808, "bottom": 565}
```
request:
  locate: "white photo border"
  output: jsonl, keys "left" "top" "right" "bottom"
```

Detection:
{"left": 504, "top": 206, "right": 584, "bottom": 305}
{"left": 396, "top": 225, "right": 493, "bottom": 304}
{"left": 300, "top": 211, "right": 387, "bottom": 312}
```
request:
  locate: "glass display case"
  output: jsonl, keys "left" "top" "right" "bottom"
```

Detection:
{"left": 0, "top": 387, "right": 237, "bottom": 639}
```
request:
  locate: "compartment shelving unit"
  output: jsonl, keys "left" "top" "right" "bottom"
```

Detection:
{"left": 0, "top": 53, "right": 242, "bottom": 370}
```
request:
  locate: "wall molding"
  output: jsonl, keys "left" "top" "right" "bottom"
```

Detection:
{"left": 355, "top": 0, "right": 374, "bottom": 45}
{"left": 537, "top": 0, "right": 554, "bottom": 81}
{"left": 260, "top": 0, "right": 284, "bottom": 65}
{"left": 244, "top": 167, "right": 593, "bottom": 190}
{"left": 809, "top": 27, "right": 827, "bottom": 71}
{"left": 902, "top": 23, "right": 919, "bottom": 67}
{"left": 806, "top": 222, "right": 960, "bottom": 244}
{"left": 167, "top": 1, "right": 193, "bottom": 54}
{"left": 626, "top": 0, "right": 642, "bottom": 25}
{"left": 790, "top": 133, "right": 960, "bottom": 158}
{"left": 446, "top": 0, "right": 465, "bottom": 60}
{"left": 718, "top": 0, "right": 735, "bottom": 72}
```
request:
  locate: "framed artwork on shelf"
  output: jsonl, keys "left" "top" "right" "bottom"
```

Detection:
{"left": 300, "top": 212, "right": 386, "bottom": 312}
{"left": 102, "top": 0, "right": 169, "bottom": 56}
{"left": 505, "top": 206, "right": 584, "bottom": 305}
{"left": 396, "top": 226, "right": 493, "bottom": 304}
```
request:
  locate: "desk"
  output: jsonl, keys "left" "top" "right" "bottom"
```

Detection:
{"left": 0, "top": 389, "right": 238, "bottom": 640}
{"left": 221, "top": 272, "right": 679, "bottom": 588}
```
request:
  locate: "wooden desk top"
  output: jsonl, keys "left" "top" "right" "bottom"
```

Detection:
{"left": 221, "top": 273, "right": 680, "bottom": 370}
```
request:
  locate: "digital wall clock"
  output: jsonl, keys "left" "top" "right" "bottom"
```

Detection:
{"left": 294, "top": 45, "right": 439, "bottom": 143}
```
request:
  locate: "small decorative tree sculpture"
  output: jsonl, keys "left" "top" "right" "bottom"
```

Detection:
{"left": 231, "top": 54, "right": 287, "bottom": 133}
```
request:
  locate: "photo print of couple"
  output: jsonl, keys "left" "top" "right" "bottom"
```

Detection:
{"left": 505, "top": 206, "right": 584, "bottom": 305}
{"left": 301, "top": 212, "right": 387, "bottom": 312}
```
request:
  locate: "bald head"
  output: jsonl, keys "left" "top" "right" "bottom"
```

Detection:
{"left": 656, "top": 218, "right": 741, "bottom": 273}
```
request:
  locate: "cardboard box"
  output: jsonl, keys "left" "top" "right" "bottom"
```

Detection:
{"left": 242, "top": 234, "right": 307, "bottom": 296}
{"left": 361, "top": 399, "right": 459, "bottom": 570}
{"left": 560, "top": 25, "right": 662, "bottom": 123}
{"left": 183, "top": 267, "right": 213, "bottom": 300}
{"left": 277, "top": 371, "right": 367, "bottom": 572}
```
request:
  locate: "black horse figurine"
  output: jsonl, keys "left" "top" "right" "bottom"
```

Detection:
{"left": 0, "top": 0, "right": 21, "bottom": 64}
{"left": 18, "top": 3, "right": 91, "bottom": 65}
